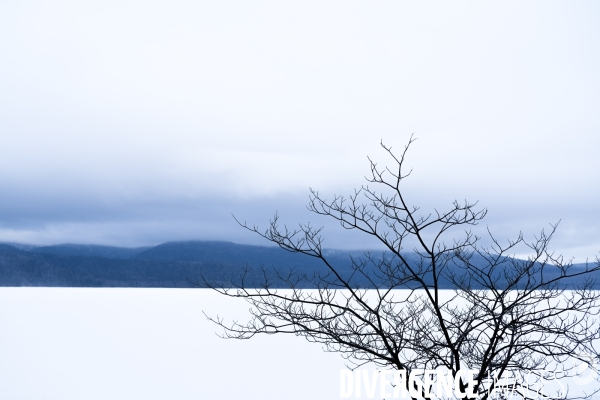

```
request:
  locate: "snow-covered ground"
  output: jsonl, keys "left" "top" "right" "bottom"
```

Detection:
{"left": 0, "top": 288, "right": 598, "bottom": 399}
{"left": 0, "top": 288, "right": 346, "bottom": 400}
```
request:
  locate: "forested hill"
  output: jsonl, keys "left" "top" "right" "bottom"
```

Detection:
{"left": 0, "top": 241, "right": 352, "bottom": 288}
{"left": 0, "top": 241, "right": 596, "bottom": 288}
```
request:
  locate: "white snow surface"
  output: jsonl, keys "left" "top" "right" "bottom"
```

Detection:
{"left": 0, "top": 288, "right": 598, "bottom": 399}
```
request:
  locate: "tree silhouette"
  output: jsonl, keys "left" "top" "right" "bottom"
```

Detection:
{"left": 205, "top": 137, "right": 600, "bottom": 400}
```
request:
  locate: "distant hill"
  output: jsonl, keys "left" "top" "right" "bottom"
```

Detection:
{"left": 30, "top": 244, "right": 151, "bottom": 259}
{"left": 0, "top": 241, "right": 597, "bottom": 288}
{"left": 0, "top": 241, "right": 349, "bottom": 288}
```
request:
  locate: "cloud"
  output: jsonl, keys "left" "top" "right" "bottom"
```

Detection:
{"left": 0, "top": 1, "right": 598, "bottom": 260}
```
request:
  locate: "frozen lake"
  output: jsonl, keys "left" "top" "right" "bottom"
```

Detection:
{"left": 1, "top": 288, "right": 598, "bottom": 399}
{"left": 0, "top": 288, "right": 347, "bottom": 400}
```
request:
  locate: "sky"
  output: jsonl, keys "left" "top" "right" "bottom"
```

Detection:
{"left": 1, "top": 1, "right": 599, "bottom": 261}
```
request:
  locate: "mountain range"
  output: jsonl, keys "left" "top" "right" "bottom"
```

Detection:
{"left": 0, "top": 241, "right": 596, "bottom": 289}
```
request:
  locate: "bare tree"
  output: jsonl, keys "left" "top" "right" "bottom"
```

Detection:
{"left": 204, "top": 137, "right": 600, "bottom": 400}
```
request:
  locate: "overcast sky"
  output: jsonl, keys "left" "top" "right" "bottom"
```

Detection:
{"left": 1, "top": 1, "right": 599, "bottom": 260}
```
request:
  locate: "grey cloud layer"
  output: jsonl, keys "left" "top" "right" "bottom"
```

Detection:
{"left": 0, "top": 1, "right": 598, "bottom": 260}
